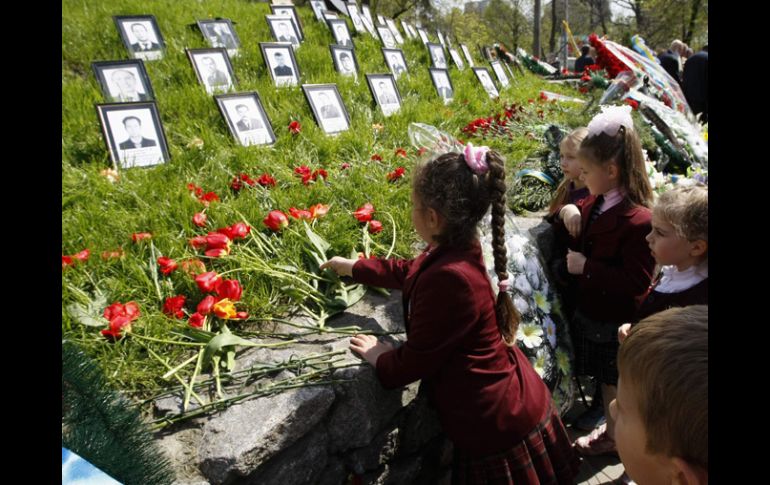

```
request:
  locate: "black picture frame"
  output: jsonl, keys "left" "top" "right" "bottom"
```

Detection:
{"left": 322, "top": 11, "right": 339, "bottom": 22}
{"left": 214, "top": 92, "right": 276, "bottom": 147}
{"left": 328, "top": 18, "right": 353, "bottom": 47}
{"left": 382, "top": 48, "right": 408, "bottom": 78}
{"left": 310, "top": 0, "right": 327, "bottom": 21}
{"left": 270, "top": 5, "right": 304, "bottom": 41}
{"left": 461, "top": 44, "right": 475, "bottom": 67}
{"left": 437, "top": 30, "right": 446, "bottom": 47}
{"left": 113, "top": 15, "right": 165, "bottom": 61}
{"left": 186, "top": 48, "right": 237, "bottom": 95}
{"left": 361, "top": 4, "right": 374, "bottom": 26}
{"left": 427, "top": 43, "right": 448, "bottom": 69}
{"left": 302, "top": 84, "right": 350, "bottom": 134}
{"left": 400, "top": 19, "right": 414, "bottom": 40}
{"left": 377, "top": 26, "right": 397, "bottom": 49}
{"left": 384, "top": 19, "right": 404, "bottom": 45}
{"left": 473, "top": 67, "right": 499, "bottom": 98}
{"left": 417, "top": 27, "right": 430, "bottom": 45}
{"left": 366, "top": 74, "right": 402, "bottom": 117}
{"left": 490, "top": 60, "right": 510, "bottom": 88}
{"left": 266, "top": 15, "right": 301, "bottom": 48}
{"left": 197, "top": 19, "right": 241, "bottom": 56}
{"left": 429, "top": 68, "right": 454, "bottom": 104}
{"left": 448, "top": 48, "right": 465, "bottom": 70}
{"left": 96, "top": 101, "right": 170, "bottom": 169}
{"left": 346, "top": 3, "right": 367, "bottom": 34}
{"left": 260, "top": 42, "right": 301, "bottom": 87}
{"left": 330, "top": 44, "right": 359, "bottom": 78}
{"left": 92, "top": 59, "right": 155, "bottom": 103}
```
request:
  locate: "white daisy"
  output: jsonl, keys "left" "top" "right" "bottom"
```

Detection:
{"left": 517, "top": 323, "right": 543, "bottom": 349}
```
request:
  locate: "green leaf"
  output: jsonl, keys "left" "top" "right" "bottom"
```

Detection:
{"left": 303, "top": 221, "right": 330, "bottom": 257}
{"left": 66, "top": 302, "right": 109, "bottom": 327}
{"left": 202, "top": 333, "right": 261, "bottom": 369}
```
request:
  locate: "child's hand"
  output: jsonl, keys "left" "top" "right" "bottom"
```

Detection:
{"left": 618, "top": 323, "right": 632, "bottom": 343}
{"left": 320, "top": 256, "right": 357, "bottom": 277}
{"left": 349, "top": 334, "right": 394, "bottom": 367}
{"left": 566, "top": 249, "right": 587, "bottom": 274}
{"left": 560, "top": 204, "right": 582, "bottom": 238}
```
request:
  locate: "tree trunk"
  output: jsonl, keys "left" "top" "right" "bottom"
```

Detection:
{"left": 550, "top": 0, "right": 557, "bottom": 54}
{"left": 533, "top": 0, "right": 542, "bottom": 57}
{"left": 599, "top": 0, "right": 608, "bottom": 35}
{"left": 684, "top": 0, "right": 702, "bottom": 45}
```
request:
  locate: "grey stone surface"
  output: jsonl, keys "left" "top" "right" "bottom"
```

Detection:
{"left": 345, "top": 426, "right": 400, "bottom": 474}
{"left": 198, "top": 386, "right": 336, "bottom": 484}
{"left": 316, "top": 457, "right": 350, "bottom": 485}
{"left": 156, "top": 425, "right": 208, "bottom": 485}
{"left": 397, "top": 393, "right": 443, "bottom": 455}
{"left": 361, "top": 457, "right": 423, "bottom": 485}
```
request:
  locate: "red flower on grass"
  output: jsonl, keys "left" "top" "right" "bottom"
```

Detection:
{"left": 62, "top": 255, "right": 73, "bottom": 268}
{"left": 197, "top": 295, "right": 218, "bottom": 315}
{"left": 289, "top": 120, "right": 302, "bottom": 134}
{"left": 199, "top": 191, "right": 220, "bottom": 206}
{"left": 190, "top": 236, "right": 207, "bottom": 250}
{"left": 289, "top": 207, "right": 313, "bottom": 220}
{"left": 101, "top": 301, "right": 141, "bottom": 340}
{"left": 193, "top": 212, "right": 207, "bottom": 227}
{"left": 180, "top": 258, "right": 207, "bottom": 276}
{"left": 101, "top": 249, "right": 124, "bottom": 260}
{"left": 309, "top": 204, "right": 329, "bottom": 219}
{"left": 196, "top": 271, "right": 222, "bottom": 293}
{"left": 157, "top": 256, "right": 178, "bottom": 275}
{"left": 395, "top": 148, "right": 407, "bottom": 158}
{"left": 371, "top": 154, "right": 382, "bottom": 162}
{"left": 257, "top": 173, "right": 277, "bottom": 187}
{"left": 263, "top": 210, "right": 289, "bottom": 231}
{"left": 189, "top": 312, "right": 206, "bottom": 328}
{"left": 368, "top": 220, "right": 383, "bottom": 234}
{"left": 132, "top": 232, "right": 152, "bottom": 243}
{"left": 294, "top": 165, "right": 312, "bottom": 185}
{"left": 353, "top": 203, "right": 375, "bottom": 222}
{"left": 341, "top": 162, "right": 351, "bottom": 170}
{"left": 312, "top": 169, "right": 328, "bottom": 181}
{"left": 216, "top": 280, "right": 243, "bottom": 301}
{"left": 163, "top": 295, "right": 187, "bottom": 319}
{"left": 387, "top": 167, "right": 405, "bottom": 182}
{"left": 73, "top": 249, "right": 90, "bottom": 262}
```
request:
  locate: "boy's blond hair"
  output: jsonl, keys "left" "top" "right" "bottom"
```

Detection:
{"left": 654, "top": 184, "right": 708, "bottom": 243}
{"left": 618, "top": 305, "right": 708, "bottom": 471}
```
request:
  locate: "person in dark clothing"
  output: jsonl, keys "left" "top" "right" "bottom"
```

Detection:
{"left": 658, "top": 40, "right": 684, "bottom": 84}
{"left": 681, "top": 47, "right": 708, "bottom": 123}
{"left": 574, "top": 45, "right": 594, "bottom": 73}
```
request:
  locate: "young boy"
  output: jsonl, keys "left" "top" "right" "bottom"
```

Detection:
{"left": 611, "top": 305, "right": 708, "bottom": 485}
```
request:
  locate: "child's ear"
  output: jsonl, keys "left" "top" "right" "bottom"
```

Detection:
{"left": 606, "top": 161, "right": 620, "bottom": 180}
{"left": 689, "top": 239, "right": 707, "bottom": 259}
{"left": 670, "top": 457, "right": 708, "bottom": 485}
{"left": 427, "top": 207, "right": 443, "bottom": 229}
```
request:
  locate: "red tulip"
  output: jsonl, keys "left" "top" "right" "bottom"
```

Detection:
{"left": 289, "top": 207, "right": 312, "bottom": 220}
{"left": 62, "top": 255, "right": 73, "bottom": 268}
{"left": 263, "top": 210, "right": 289, "bottom": 231}
{"left": 235, "top": 311, "right": 249, "bottom": 320}
{"left": 395, "top": 148, "right": 407, "bottom": 158}
{"left": 231, "top": 177, "right": 243, "bottom": 192}
{"left": 157, "top": 256, "right": 178, "bottom": 275}
{"left": 371, "top": 154, "right": 382, "bottom": 162}
{"left": 193, "top": 212, "right": 207, "bottom": 227}
{"left": 228, "top": 222, "right": 250, "bottom": 240}
{"left": 163, "top": 295, "right": 187, "bottom": 319}
{"left": 216, "top": 279, "right": 243, "bottom": 301}
{"left": 204, "top": 247, "right": 230, "bottom": 258}
{"left": 539, "top": 91, "right": 548, "bottom": 101}
{"left": 132, "top": 232, "right": 152, "bottom": 243}
{"left": 180, "top": 258, "right": 207, "bottom": 276}
{"left": 312, "top": 169, "right": 328, "bottom": 181}
{"left": 341, "top": 162, "right": 351, "bottom": 170}
{"left": 101, "top": 315, "right": 133, "bottom": 340}
{"left": 188, "top": 312, "right": 206, "bottom": 328}
{"left": 387, "top": 167, "right": 405, "bottom": 182}
{"left": 205, "top": 232, "right": 230, "bottom": 249}
{"left": 257, "top": 173, "right": 277, "bottom": 187}
{"left": 213, "top": 299, "right": 237, "bottom": 319}
{"left": 353, "top": 203, "right": 375, "bottom": 222}
{"left": 368, "top": 220, "right": 383, "bottom": 234}
{"left": 189, "top": 236, "right": 207, "bottom": 249}
{"left": 199, "top": 191, "right": 220, "bottom": 206}
{"left": 197, "top": 295, "right": 217, "bottom": 315}
{"left": 103, "top": 301, "right": 141, "bottom": 327}
{"left": 289, "top": 120, "right": 301, "bottom": 134}
{"left": 295, "top": 165, "right": 312, "bottom": 185}
{"left": 73, "top": 249, "right": 90, "bottom": 262}
{"left": 240, "top": 173, "right": 256, "bottom": 186}
{"left": 195, "top": 271, "right": 222, "bottom": 293}
{"left": 309, "top": 204, "right": 329, "bottom": 220}
{"left": 581, "top": 74, "right": 591, "bottom": 82}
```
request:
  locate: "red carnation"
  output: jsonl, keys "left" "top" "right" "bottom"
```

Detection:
{"left": 371, "top": 154, "right": 382, "bottom": 162}
{"left": 368, "top": 220, "right": 383, "bottom": 234}
{"left": 341, "top": 162, "right": 351, "bottom": 170}
{"left": 163, "top": 295, "right": 187, "bottom": 319}
{"left": 387, "top": 167, "right": 405, "bottom": 182}
{"left": 289, "top": 120, "right": 302, "bottom": 134}
{"left": 257, "top": 173, "right": 277, "bottom": 187}
{"left": 199, "top": 191, "right": 220, "bottom": 206}
{"left": 312, "top": 169, "right": 328, "bottom": 181}
{"left": 395, "top": 148, "right": 407, "bottom": 158}
{"left": 353, "top": 203, "right": 375, "bottom": 222}
{"left": 132, "top": 232, "right": 152, "bottom": 243}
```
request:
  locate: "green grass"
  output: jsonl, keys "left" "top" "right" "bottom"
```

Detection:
{"left": 63, "top": 0, "right": 594, "bottom": 403}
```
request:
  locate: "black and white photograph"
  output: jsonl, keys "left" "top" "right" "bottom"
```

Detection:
{"left": 490, "top": 60, "right": 510, "bottom": 88}
{"left": 198, "top": 19, "right": 240, "bottom": 56}
{"left": 377, "top": 14, "right": 386, "bottom": 25}
{"left": 360, "top": 12, "right": 377, "bottom": 36}
{"left": 322, "top": 11, "right": 339, "bottom": 22}
{"left": 385, "top": 19, "right": 404, "bottom": 44}
{"left": 377, "top": 26, "right": 397, "bottom": 49}
{"left": 429, "top": 68, "right": 454, "bottom": 104}
{"left": 346, "top": 3, "right": 367, "bottom": 34}
{"left": 302, "top": 84, "right": 350, "bottom": 134}
{"left": 114, "top": 16, "right": 165, "bottom": 61}
{"left": 382, "top": 48, "right": 408, "bottom": 78}
{"left": 427, "top": 43, "right": 447, "bottom": 69}
{"left": 361, "top": 4, "right": 374, "bottom": 26}
{"left": 330, "top": 45, "right": 358, "bottom": 78}
{"left": 448, "top": 48, "right": 465, "bottom": 70}
{"left": 97, "top": 102, "right": 169, "bottom": 169}
{"left": 328, "top": 19, "right": 353, "bottom": 47}
{"left": 461, "top": 44, "right": 475, "bottom": 67}
{"left": 260, "top": 42, "right": 300, "bottom": 87}
{"left": 366, "top": 74, "right": 401, "bottom": 117}
{"left": 417, "top": 27, "right": 430, "bottom": 44}
{"left": 267, "top": 15, "right": 301, "bottom": 48}
{"left": 310, "top": 0, "right": 327, "bottom": 21}
{"left": 400, "top": 19, "right": 414, "bottom": 39}
{"left": 437, "top": 30, "right": 446, "bottom": 47}
{"left": 215, "top": 92, "right": 276, "bottom": 147}
{"left": 92, "top": 60, "right": 155, "bottom": 103}
{"left": 473, "top": 67, "right": 499, "bottom": 98}
{"left": 270, "top": 5, "right": 304, "bottom": 41}
{"left": 327, "top": 0, "right": 349, "bottom": 16}
{"left": 187, "top": 49, "right": 236, "bottom": 94}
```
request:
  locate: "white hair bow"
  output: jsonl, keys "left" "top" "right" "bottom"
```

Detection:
{"left": 587, "top": 105, "right": 634, "bottom": 138}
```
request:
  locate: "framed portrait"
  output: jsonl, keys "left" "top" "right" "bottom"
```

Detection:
{"left": 215, "top": 92, "right": 276, "bottom": 147}
{"left": 377, "top": 14, "right": 386, "bottom": 25}
{"left": 266, "top": 15, "right": 301, "bottom": 48}
{"left": 437, "top": 30, "right": 446, "bottom": 47}
{"left": 198, "top": 19, "right": 241, "bottom": 57}
{"left": 384, "top": 18, "right": 404, "bottom": 45}
{"left": 448, "top": 48, "right": 465, "bottom": 70}
{"left": 377, "top": 26, "right": 397, "bottom": 49}
{"left": 260, "top": 42, "right": 300, "bottom": 87}
{"left": 310, "top": 0, "right": 327, "bottom": 21}
{"left": 346, "top": 3, "right": 367, "bottom": 34}
{"left": 461, "top": 44, "right": 475, "bottom": 67}
{"left": 92, "top": 60, "right": 155, "bottom": 103}
{"left": 361, "top": 5, "right": 374, "bottom": 26}
{"left": 187, "top": 48, "right": 236, "bottom": 95}
{"left": 366, "top": 74, "right": 401, "bottom": 117}
{"left": 322, "top": 11, "right": 339, "bottom": 21}
{"left": 427, "top": 43, "right": 447, "bottom": 69}
{"left": 429, "top": 68, "right": 454, "bottom": 104}
{"left": 400, "top": 20, "right": 414, "bottom": 40}
{"left": 327, "top": 0, "right": 349, "bottom": 16}
{"left": 330, "top": 45, "right": 359, "bottom": 79}
{"left": 302, "top": 84, "right": 350, "bottom": 135}
{"left": 382, "top": 48, "right": 408, "bottom": 78}
{"left": 417, "top": 27, "right": 430, "bottom": 45}
{"left": 328, "top": 19, "right": 353, "bottom": 47}
{"left": 270, "top": 4, "right": 304, "bottom": 41}
{"left": 490, "top": 60, "right": 510, "bottom": 88}
{"left": 96, "top": 102, "right": 170, "bottom": 169}
{"left": 114, "top": 15, "right": 165, "bottom": 61}
{"left": 473, "top": 67, "right": 499, "bottom": 98}
{"left": 360, "top": 12, "right": 377, "bottom": 36}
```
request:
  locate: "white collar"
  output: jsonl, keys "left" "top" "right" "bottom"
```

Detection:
{"left": 599, "top": 187, "right": 625, "bottom": 212}
{"left": 656, "top": 263, "right": 708, "bottom": 294}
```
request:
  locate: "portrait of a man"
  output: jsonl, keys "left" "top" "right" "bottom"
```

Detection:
{"left": 234, "top": 104, "right": 264, "bottom": 132}
{"left": 433, "top": 72, "right": 453, "bottom": 100}
{"left": 317, "top": 92, "right": 341, "bottom": 119}
{"left": 333, "top": 22, "right": 352, "bottom": 46}
{"left": 109, "top": 69, "right": 149, "bottom": 102}
{"left": 379, "top": 27, "right": 395, "bottom": 49}
{"left": 207, "top": 23, "right": 237, "bottom": 49}
{"left": 273, "top": 51, "right": 294, "bottom": 77}
{"left": 200, "top": 56, "right": 231, "bottom": 91}
{"left": 129, "top": 23, "right": 160, "bottom": 52}
{"left": 119, "top": 116, "right": 157, "bottom": 149}
{"left": 337, "top": 51, "right": 356, "bottom": 75}
{"left": 431, "top": 46, "right": 447, "bottom": 69}
{"left": 377, "top": 81, "right": 397, "bottom": 105}
{"left": 388, "top": 54, "right": 405, "bottom": 75}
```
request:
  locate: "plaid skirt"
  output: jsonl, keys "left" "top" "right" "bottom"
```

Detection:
{"left": 571, "top": 311, "right": 620, "bottom": 386}
{"left": 451, "top": 405, "right": 580, "bottom": 485}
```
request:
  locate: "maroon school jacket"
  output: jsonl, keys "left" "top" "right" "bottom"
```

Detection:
{"left": 635, "top": 276, "right": 709, "bottom": 322}
{"left": 352, "top": 241, "right": 551, "bottom": 457}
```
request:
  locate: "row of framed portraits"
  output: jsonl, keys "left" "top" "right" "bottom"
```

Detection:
{"left": 97, "top": 62, "right": 511, "bottom": 170}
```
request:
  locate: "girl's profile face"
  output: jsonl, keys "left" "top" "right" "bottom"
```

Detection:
{"left": 559, "top": 142, "right": 582, "bottom": 181}
{"left": 579, "top": 158, "right": 617, "bottom": 195}
{"left": 411, "top": 191, "right": 435, "bottom": 245}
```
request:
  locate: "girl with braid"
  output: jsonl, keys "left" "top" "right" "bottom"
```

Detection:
{"left": 322, "top": 145, "right": 579, "bottom": 484}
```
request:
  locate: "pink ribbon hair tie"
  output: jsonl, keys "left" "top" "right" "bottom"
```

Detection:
{"left": 497, "top": 278, "right": 512, "bottom": 292}
{"left": 464, "top": 142, "right": 490, "bottom": 175}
